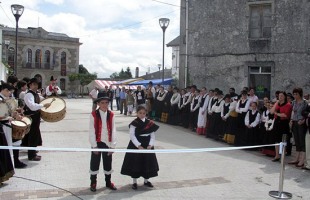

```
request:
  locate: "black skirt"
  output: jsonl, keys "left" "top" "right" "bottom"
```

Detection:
{"left": 207, "top": 112, "right": 222, "bottom": 139}
{"left": 121, "top": 135, "right": 159, "bottom": 179}
{"left": 0, "top": 128, "right": 15, "bottom": 183}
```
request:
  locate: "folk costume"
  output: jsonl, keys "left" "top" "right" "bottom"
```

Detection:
{"left": 22, "top": 83, "right": 44, "bottom": 160}
{"left": 135, "top": 89, "right": 146, "bottom": 106}
{"left": 244, "top": 109, "right": 260, "bottom": 146}
{"left": 207, "top": 95, "right": 224, "bottom": 140}
{"left": 162, "top": 89, "right": 173, "bottom": 123}
{"left": 168, "top": 91, "right": 181, "bottom": 125}
{"left": 190, "top": 94, "right": 201, "bottom": 132}
{"left": 221, "top": 100, "right": 231, "bottom": 140}
{"left": 261, "top": 111, "right": 276, "bottom": 156}
{"left": 89, "top": 95, "right": 117, "bottom": 191}
{"left": 223, "top": 100, "right": 238, "bottom": 144}
{"left": 146, "top": 83, "right": 156, "bottom": 117}
{"left": 156, "top": 89, "right": 167, "bottom": 122}
{"left": 121, "top": 117, "right": 159, "bottom": 179}
{"left": 234, "top": 98, "right": 250, "bottom": 146}
{"left": 206, "top": 95, "right": 218, "bottom": 138}
{"left": 45, "top": 76, "right": 61, "bottom": 97}
{"left": 0, "top": 84, "right": 15, "bottom": 180}
{"left": 0, "top": 124, "right": 14, "bottom": 184}
{"left": 196, "top": 93, "right": 209, "bottom": 135}
{"left": 182, "top": 92, "right": 192, "bottom": 128}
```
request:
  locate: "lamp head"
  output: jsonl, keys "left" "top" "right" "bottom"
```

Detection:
{"left": 159, "top": 18, "right": 170, "bottom": 31}
{"left": 11, "top": 4, "right": 24, "bottom": 20}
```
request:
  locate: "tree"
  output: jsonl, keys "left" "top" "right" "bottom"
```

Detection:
{"left": 79, "top": 64, "right": 89, "bottom": 74}
{"left": 69, "top": 64, "right": 97, "bottom": 97}
{"left": 110, "top": 67, "right": 133, "bottom": 79}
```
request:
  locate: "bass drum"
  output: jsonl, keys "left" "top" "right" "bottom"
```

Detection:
{"left": 21, "top": 116, "right": 32, "bottom": 135}
{"left": 40, "top": 97, "right": 66, "bottom": 122}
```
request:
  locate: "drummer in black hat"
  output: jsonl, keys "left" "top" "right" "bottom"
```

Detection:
{"left": 46, "top": 76, "right": 62, "bottom": 97}
{"left": 22, "top": 78, "right": 51, "bottom": 161}
{"left": 89, "top": 92, "right": 118, "bottom": 192}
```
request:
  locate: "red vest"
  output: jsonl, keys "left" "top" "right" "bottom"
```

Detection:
{"left": 91, "top": 109, "right": 114, "bottom": 142}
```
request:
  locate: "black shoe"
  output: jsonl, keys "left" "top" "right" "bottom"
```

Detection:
{"left": 106, "top": 182, "right": 117, "bottom": 190}
{"left": 90, "top": 183, "right": 97, "bottom": 192}
{"left": 144, "top": 181, "right": 153, "bottom": 187}
{"left": 132, "top": 183, "right": 138, "bottom": 190}
{"left": 28, "top": 156, "right": 41, "bottom": 161}
{"left": 272, "top": 158, "right": 280, "bottom": 162}
{"left": 15, "top": 161, "right": 27, "bottom": 169}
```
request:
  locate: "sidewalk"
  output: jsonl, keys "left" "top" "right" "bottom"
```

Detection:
{"left": 0, "top": 98, "right": 309, "bottom": 200}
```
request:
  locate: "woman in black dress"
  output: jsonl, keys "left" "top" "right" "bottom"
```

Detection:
{"left": 121, "top": 106, "right": 160, "bottom": 190}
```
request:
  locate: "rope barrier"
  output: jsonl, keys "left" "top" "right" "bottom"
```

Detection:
{"left": 0, "top": 143, "right": 279, "bottom": 153}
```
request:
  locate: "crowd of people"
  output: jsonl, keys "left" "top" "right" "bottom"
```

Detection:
{"left": 90, "top": 82, "right": 310, "bottom": 171}
{"left": 1, "top": 75, "right": 59, "bottom": 185}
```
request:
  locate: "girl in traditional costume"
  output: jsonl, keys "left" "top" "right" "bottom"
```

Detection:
{"left": 121, "top": 106, "right": 159, "bottom": 190}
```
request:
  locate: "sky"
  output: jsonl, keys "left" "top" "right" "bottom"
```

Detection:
{"left": 0, "top": 0, "right": 180, "bottom": 78}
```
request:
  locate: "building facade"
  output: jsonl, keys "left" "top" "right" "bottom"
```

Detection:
{"left": 1, "top": 26, "right": 81, "bottom": 93}
{"left": 167, "top": 36, "right": 180, "bottom": 81}
{"left": 179, "top": 0, "right": 310, "bottom": 98}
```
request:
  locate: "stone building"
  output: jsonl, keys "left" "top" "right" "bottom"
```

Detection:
{"left": 1, "top": 26, "right": 81, "bottom": 93}
{"left": 179, "top": 0, "right": 310, "bottom": 98}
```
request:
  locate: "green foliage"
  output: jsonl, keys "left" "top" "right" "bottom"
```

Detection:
{"left": 69, "top": 73, "right": 97, "bottom": 85}
{"left": 79, "top": 64, "right": 89, "bottom": 74}
{"left": 69, "top": 64, "right": 97, "bottom": 86}
{"left": 110, "top": 67, "right": 133, "bottom": 79}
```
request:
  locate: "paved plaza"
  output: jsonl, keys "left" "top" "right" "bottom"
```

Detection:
{"left": 0, "top": 98, "right": 310, "bottom": 200}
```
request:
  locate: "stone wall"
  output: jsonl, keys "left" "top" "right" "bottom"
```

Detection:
{"left": 179, "top": 0, "right": 310, "bottom": 95}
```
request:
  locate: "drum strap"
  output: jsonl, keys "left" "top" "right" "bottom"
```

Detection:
{"left": 0, "top": 121, "right": 12, "bottom": 128}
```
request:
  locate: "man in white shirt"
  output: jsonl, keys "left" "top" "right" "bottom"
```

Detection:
{"left": 45, "top": 76, "right": 62, "bottom": 97}
{"left": 89, "top": 93, "right": 117, "bottom": 192}
{"left": 22, "top": 78, "right": 51, "bottom": 161}
{"left": 89, "top": 87, "right": 98, "bottom": 111}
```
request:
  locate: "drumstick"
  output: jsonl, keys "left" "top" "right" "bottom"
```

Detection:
{"left": 50, "top": 98, "right": 56, "bottom": 104}
{"left": 45, "top": 98, "right": 56, "bottom": 110}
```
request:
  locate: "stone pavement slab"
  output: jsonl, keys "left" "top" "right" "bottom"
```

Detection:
{"left": 0, "top": 98, "right": 309, "bottom": 200}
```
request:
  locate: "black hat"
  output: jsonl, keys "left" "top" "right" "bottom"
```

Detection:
{"left": 148, "top": 81, "right": 153, "bottom": 85}
{"left": 217, "top": 90, "right": 223, "bottom": 96}
{"left": 27, "top": 78, "right": 39, "bottom": 87}
{"left": 94, "top": 92, "right": 110, "bottom": 103}
{"left": 50, "top": 76, "right": 57, "bottom": 81}
{"left": 0, "top": 81, "right": 14, "bottom": 91}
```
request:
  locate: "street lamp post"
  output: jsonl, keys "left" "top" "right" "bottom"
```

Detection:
{"left": 11, "top": 4, "right": 24, "bottom": 76}
{"left": 157, "top": 64, "right": 161, "bottom": 79}
{"left": 159, "top": 18, "right": 170, "bottom": 85}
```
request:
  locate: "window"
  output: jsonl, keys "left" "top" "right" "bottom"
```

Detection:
{"left": 35, "top": 49, "right": 41, "bottom": 68}
{"left": 60, "top": 78, "right": 66, "bottom": 90}
{"left": 8, "top": 47, "right": 15, "bottom": 69}
{"left": 26, "top": 49, "right": 32, "bottom": 68}
{"left": 61, "top": 52, "right": 66, "bottom": 76}
{"left": 249, "top": 66, "right": 271, "bottom": 99}
{"left": 44, "top": 50, "right": 51, "bottom": 69}
{"left": 249, "top": 4, "right": 272, "bottom": 39}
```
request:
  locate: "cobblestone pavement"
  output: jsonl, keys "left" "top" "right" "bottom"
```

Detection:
{"left": 0, "top": 98, "right": 309, "bottom": 200}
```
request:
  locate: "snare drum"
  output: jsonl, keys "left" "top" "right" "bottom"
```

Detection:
{"left": 11, "top": 120, "right": 28, "bottom": 140}
{"left": 40, "top": 97, "right": 66, "bottom": 122}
